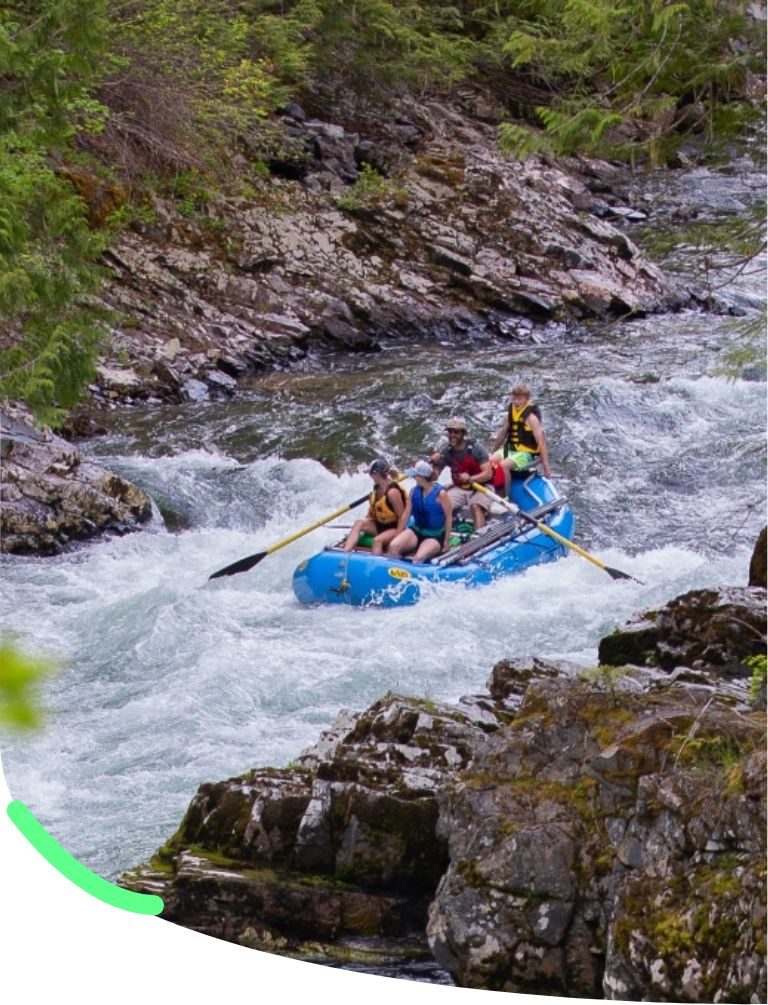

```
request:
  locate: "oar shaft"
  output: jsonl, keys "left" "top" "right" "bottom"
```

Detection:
{"left": 264, "top": 471, "right": 406, "bottom": 557}
{"left": 263, "top": 494, "right": 369, "bottom": 556}
{"left": 471, "top": 481, "right": 607, "bottom": 573}
{"left": 209, "top": 473, "right": 408, "bottom": 580}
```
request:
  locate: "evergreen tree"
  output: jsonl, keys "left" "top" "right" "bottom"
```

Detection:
{"left": 496, "top": 0, "right": 765, "bottom": 163}
{"left": 0, "top": 0, "right": 110, "bottom": 425}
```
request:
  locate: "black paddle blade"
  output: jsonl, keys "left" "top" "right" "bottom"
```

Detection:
{"left": 606, "top": 565, "right": 644, "bottom": 585}
{"left": 208, "top": 551, "right": 266, "bottom": 580}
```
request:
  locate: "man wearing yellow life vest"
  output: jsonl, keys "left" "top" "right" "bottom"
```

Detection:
{"left": 490, "top": 383, "right": 552, "bottom": 497}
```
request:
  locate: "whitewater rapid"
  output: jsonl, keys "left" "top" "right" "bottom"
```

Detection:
{"left": 1, "top": 225, "right": 765, "bottom": 883}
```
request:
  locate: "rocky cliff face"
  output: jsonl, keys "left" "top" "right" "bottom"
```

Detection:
{"left": 122, "top": 584, "right": 766, "bottom": 1001}
{"left": 89, "top": 92, "right": 683, "bottom": 407}
{"left": 428, "top": 664, "right": 765, "bottom": 1001}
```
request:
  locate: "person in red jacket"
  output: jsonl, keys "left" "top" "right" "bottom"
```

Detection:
{"left": 431, "top": 416, "right": 493, "bottom": 530}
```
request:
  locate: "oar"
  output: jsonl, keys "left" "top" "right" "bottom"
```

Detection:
{"left": 470, "top": 482, "right": 643, "bottom": 584}
{"left": 208, "top": 474, "right": 405, "bottom": 581}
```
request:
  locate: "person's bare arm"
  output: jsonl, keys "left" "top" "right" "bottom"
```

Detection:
{"left": 430, "top": 451, "right": 447, "bottom": 472}
{"left": 439, "top": 490, "right": 453, "bottom": 551}
{"left": 397, "top": 494, "right": 412, "bottom": 533}
{"left": 490, "top": 420, "right": 508, "bottom": 453}
{"left": 388, "top": 486, "right": 406, "bottom": 528}
{"left": 527, "top": 413, "right": 552, "bottom": 477}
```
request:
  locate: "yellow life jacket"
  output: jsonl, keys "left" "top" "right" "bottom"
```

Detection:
{"left": 368, "top": 481, "right": 405, "bottom": 526}
{"left": 506, "top": 402, "right": 541, "bottom": 455}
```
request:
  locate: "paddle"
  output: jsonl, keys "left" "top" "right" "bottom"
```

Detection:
{"left": 470, "top": 482, "right": 642, "bottom": 584}
{"left": 208, "top": 474, "right": 405, "bottom": 581}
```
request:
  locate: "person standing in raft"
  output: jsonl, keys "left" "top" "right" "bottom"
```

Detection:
{"left": 490, "top": 383, "right": 552, "bottom": 497}
{"left": 431, "top": 416, "right": 493, "bottom": 530}
{"left": 388, "top": 460, "right": 453, "bottom": 562}
{"left": 343, "top": 458, "right": 406, "bottom": 554}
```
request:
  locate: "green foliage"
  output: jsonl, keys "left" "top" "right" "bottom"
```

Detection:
{"left": 281, "top": 0, "right": 475, "bottom": 94}
{"left": 335, "top": 163, "right": 409, "bottom": 211}
{"left": 106, "top": 0, "right": 290, "bottom": 171}
{"left": 0, "top": 0, "right": 109, "bottom": 143}
{"left": 496, "top": 0, "right": 765, "bottom": 163}
{"left": 0, "top": 1, "right": 111, "bottom": 425}
{"left": 670, "top": 729, "right": 746, "bottom": 772}
{"left": 0, "top": 637, "right": 54, "bottom": 731}
{"left": 746, "top": 653, "right": 767, "bottom": 705}
{"left": 0, "top": 149, "right": 108, "bottom": 424}
{"left": 0, "top": 0, "right": 763, "bottom": 423}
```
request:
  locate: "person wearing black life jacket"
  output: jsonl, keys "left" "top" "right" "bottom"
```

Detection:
{"left": 490, "top": 383, "right": 552, "bottom": 497}
{"left": 342, "top": 458, "right": 406, "bottom": 554}
{"left": 388, "top": 459, "right": 453, "bottom": 562}
{"left": 431, "top": 416, "right": 493, "bottom": 530}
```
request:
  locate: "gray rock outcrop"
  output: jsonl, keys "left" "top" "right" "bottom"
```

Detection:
{"left": 598, "top": 586, "right": 766, "bottom": 675}
{"left": 122, "top": 692, "right": 505, "bottom": 966}
{"left": 91, "top": 93, "right": 683, "bottom": 406}
{"left": 122, "top": 577, "right": 766, "bottom": 1000}
{"left": 0, "top": 403, "right": 152, "bottom": 554}
{"left": 427, "top": 671, "right": 765, "bottom": 1001}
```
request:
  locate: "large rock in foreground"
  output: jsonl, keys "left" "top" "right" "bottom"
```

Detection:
{"left": 122, "top": 640, "right": 765, "bottom": 999}
{"left": 122, "top": 692, "right": 502, "bottom": 967}
{"left": 427, "top": 666, "right": 766, "bottom": 1001}
{"left": 0, "top": 404, "right": 152, "bottom": 555}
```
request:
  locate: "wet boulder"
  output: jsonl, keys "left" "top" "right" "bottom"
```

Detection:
{"left": 121, "top": 692, "right": 502, "bottom": 964}
{"left": 0, "top": 403, "right": 152, "bottom": 555}
{"left": 598, "top": 586, "right": 767, "bottom": 673}
{"left": 749, "top": 526, "right": 766, "bottom": 588}
{"left": 426, "top": 674, "right": 766, "bottom": 1001}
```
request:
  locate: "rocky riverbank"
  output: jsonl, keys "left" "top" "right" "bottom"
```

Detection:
{"left": 6, "top": 89, "right": 763, "bottom": 554}
{"left": 0, "top": 402, "right": 152, "bottom": 555}
{"left": 122, "top": 553, "right": 767, "bottom": 1001}
{"left": 84, "top": 89, "right": 688, "bottom": 410}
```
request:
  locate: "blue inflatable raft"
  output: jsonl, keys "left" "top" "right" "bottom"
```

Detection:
{"left": 292, "top": 472, "right": 575, "bottom": 607}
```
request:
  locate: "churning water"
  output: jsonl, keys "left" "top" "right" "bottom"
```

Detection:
{"left": 1, "top": 197, "right": 765, "bottom": 884}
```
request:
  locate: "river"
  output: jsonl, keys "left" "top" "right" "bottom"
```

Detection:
{"left": 0, "top": 167, "right": 765, "bottom": 896}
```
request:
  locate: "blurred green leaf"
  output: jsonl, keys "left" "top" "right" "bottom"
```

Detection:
{"left": 0, "top": 638, "right": 55, "bottom": 731}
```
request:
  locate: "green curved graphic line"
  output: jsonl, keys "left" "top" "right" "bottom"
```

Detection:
{"left": 6, "top": 799, "right": 164, "bottom": 916}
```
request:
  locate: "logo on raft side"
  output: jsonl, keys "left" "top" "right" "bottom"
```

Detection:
{"left": 388, "top": 568, "right": 412, "bottom": 580}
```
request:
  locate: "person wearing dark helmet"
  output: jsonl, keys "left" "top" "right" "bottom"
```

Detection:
{"left": 431, "top": 416, "right": 493, "bottom": 530}
{"left": 491, "top": 383, "right": 552, "bottom": 496}
{"left": 388, "top": 459, "right": 453, "bottom": 562}
{"left": 342, "top": 458, "right": 406, "bottom": 554}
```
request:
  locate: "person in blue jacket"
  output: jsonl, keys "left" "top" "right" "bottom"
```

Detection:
{"left": 388, "top": 459, "right": 453, "bottom": 562}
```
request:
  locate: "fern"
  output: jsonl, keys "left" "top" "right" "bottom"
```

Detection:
{"left": 497, "top": 121, "right": 551, "bottom": 158}
{"left": 650, "top": 2, "right": 691, "bottom": 35}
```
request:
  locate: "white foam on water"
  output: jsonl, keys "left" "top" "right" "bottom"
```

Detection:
{"left": 1, "top": 303, "right": 765, "bottom": 882}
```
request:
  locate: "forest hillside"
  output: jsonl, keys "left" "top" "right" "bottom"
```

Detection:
{"left": 1, "top": 0, "right": 764, "bottom": 423}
